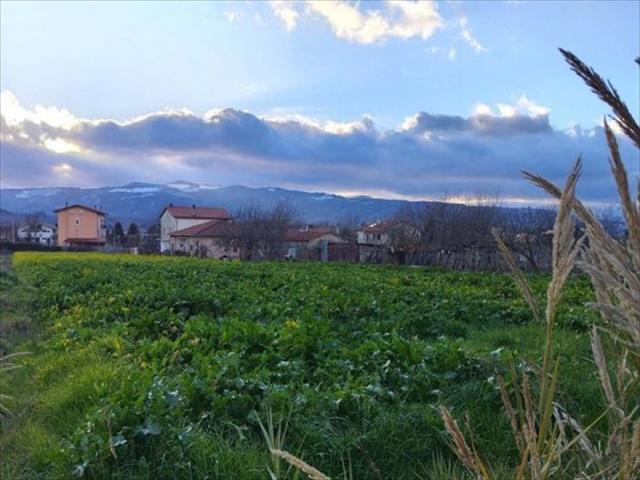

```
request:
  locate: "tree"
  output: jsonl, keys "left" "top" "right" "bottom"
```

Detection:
{"left": 126, "top": 223, "right": 141, "bottom": 247}
{"left": 127, "top": 223, "right": 139, "bottom": 236}
{"left": 494, "top": 207, "right": 555, "bottom": 272}
{"left": 224, "top": 201, "right": 298, "bottom": 260}
{"left": 396, "top": 193, "right": 501, "bottom": 252}
{"left": 142, "top": 222, "right": 161, "bottom": 253}
{"left": 113, "top": 222, "right": 126, "bottom": 246}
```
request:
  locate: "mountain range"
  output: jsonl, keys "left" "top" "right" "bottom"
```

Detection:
{"left": 0, "top": 181, "right": 425, "bottom": 227}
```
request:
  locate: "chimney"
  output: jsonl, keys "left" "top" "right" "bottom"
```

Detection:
{"left": 192, "top": 204, "right": 196, "bottom": 209}
{"left": 65, "top": 201, "right": 68, "bottom": 207}
{"left": 169, "top": 202, "right": 173, "bottom": 207}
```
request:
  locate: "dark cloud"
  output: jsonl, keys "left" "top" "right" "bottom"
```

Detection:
{"left": 406, "top": 111, "right": 552, "bottom": 136}
{"left": 1, "top": 105, "right": 636, "bottom": 202}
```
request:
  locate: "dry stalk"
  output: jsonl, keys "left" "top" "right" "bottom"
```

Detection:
{"left": 444, "top": 51, "right": 639, "bottom": 480}
{"left": 269, "top": 449, "right": 331, "bottom": 480}
{"left": 440, "top": 407, "right": 491, "bottom": 480}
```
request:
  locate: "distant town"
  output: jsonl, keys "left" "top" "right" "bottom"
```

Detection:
{"left": 0, "top": 196, "right": 625, "bottom": 271}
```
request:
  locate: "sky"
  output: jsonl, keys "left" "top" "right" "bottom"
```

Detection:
{"left": 1, "top": 0, "right": 638, "bottom": 204}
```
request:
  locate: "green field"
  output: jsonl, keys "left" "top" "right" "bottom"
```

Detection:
{"left": 1, "top": 253, "right": 603, "bottom": 479}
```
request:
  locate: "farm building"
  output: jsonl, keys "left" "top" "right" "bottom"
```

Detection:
{"left": 284, "top": 226, "right": 351, "bottom": 261}
{"left": 357, "top": 220, "right": 420, "bottom": 263}
{"left": 159, "top": 204, "right": 231, "bottom": 253}
{"left": 54, "top": 204, "right": 106, "bottom": 248}
{"left": 169, "top": 219, "right": 239, "bottom": 258}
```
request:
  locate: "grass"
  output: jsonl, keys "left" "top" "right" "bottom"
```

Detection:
{"left": 0, "top": 252, "right": 602, "bottom": 479}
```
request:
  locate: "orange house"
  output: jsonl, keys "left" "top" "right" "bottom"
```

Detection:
{"left": 54, "top": 204, "right": 106, "bottom": 247}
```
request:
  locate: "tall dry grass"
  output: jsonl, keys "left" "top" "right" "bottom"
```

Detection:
{"left": 256, "top": 406, "right": 331, "bottom": 480}
{"left": 441, "top": 50, "right": 640, "bottom": 479}
{"left": 0, "top": 352, "right": 30, "bottom": 418}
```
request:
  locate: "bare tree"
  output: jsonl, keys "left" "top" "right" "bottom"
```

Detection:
{"left": 224, "top": 200, "right": 298, "bottom": 260}
{"left": 396, "top": 193, "right": 501, "bottom": 252}
{"left": 336, "top": 212, "right": 361, "bottom": 241}
{"left": 495, "top": 207, "right": 556, "bottom": 272}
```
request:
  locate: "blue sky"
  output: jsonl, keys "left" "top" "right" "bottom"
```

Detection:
{"left": 1, "top": 1, "right": 638, "bottom": 203}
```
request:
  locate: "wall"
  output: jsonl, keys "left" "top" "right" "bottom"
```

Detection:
{"left": 57, "top": 208, "right": 104, "bottom": 246}
{"left": 170, "top": 236, "right": 239, "bottom": 259}
{"left": 357, "top": 231, "right": 389, "bottom": 246}
{"left": 160, "top": 212, "right": 212, "bottom": 253}
{"left": 159, "top": 211, "right": 177, "bottom": 252}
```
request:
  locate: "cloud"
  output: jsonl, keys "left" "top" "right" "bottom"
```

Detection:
{"left": 457, "top": 17, "right": 488, "bottom": 54}
{"left": 1, "top": 90, "right": 635, "bottom": 203}
{"left": 269, "top": 0, "right": 443, "bottom": 44}
{"left": 0, "top": 90, "right": 82, "bottom": 130}
{"left": 224, "top": 11, "right": 242, "bottom": 23}
{"left": 266, "top": 1, "right": 488, "bottom": 55}
{"left": 269, "top": 0, "right": 299, "bottom": 31}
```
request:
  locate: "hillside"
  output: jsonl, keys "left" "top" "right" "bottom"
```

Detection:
{"left": 0, "top": 182, "right": 417, "bottom": 226}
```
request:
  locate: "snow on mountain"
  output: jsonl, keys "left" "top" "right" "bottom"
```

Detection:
{"left": 109, "top": 187, "right": 160, "bottom": 193}
{"left": 0, "top": 182, "right": 432, "bottom": 226}
{"left": 166, "top": 181, "right": 220, "bottom": 192}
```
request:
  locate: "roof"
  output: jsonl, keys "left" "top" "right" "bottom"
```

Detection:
{"left": 284, "top": 227, "right": 334, "bottom": 243}
{"left": 170, "top": 219, "right": 235, "bottom": 238}
{"left": 54, "top": 204, "right": 106, "bottom": 215}
{"left": 161, "top": 205, "right": 231, "bottom": 220}
{"left": 359, "top": 220, "right": 400, "bottom": 233}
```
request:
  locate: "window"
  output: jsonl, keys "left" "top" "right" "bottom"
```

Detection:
{"left": 75, "top": 218, "right": 80, "bottom": 225}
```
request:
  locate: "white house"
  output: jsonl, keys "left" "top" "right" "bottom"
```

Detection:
{"left": 17, "top": 223, "right": 57, "bottom": 246}
{"left": 159, "top": 204, "right": 231, "bottom": 252}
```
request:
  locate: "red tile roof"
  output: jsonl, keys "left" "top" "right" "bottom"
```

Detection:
{"left": 170, "top": 219, "right": 235, "bottom": 238}
{"left": 162, "top": 205, "right": 231, "bottom": 220}
{"left": 54, "top": 204, "right": 106, "bottom": 215}
{"left": 284, "top": 227, "right": 334, "bottom": 243}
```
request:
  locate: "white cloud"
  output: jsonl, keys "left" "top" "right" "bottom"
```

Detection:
{"left": 386, "top": 0, "right": 443, "bottom": 39}
{"left": 263, "top": 112, "right": 375, "bottom": 135}
{"left": 268, "top": 1, "right": 443, "bottom": 44}
{"left": 473, "top": 96, "right": 550, "bottom": 118}
{"left": 456, "top": 17, "right": 488, "bottom": 54}
{"left": 472, "top": 103, "right": 492, "bottom": 116}
{"left": 306, "top": 1, "right": 389, "bottom": 44}
{"left": 306, "top": 0, "right": 442, "bottom": 44}
{"left": 516, "top": 95, "right": 550, "bottom": 117}
{"left": 0, "top": 90, "right": 81, "bottom": 130}
{"left": 224, "top": 11, "right": 242, "bottom": 23}
{"left": 269, "top": 0, "right": 299, "bottom": 31}
{"left": 497, "top": 103, "right": 516, "bottom": 117}
{"left": 43, "top": 137, "right": 83, "bottom": 154}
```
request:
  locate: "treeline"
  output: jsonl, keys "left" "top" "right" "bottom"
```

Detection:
{"left": 389, "top": 200, "right": 624, "bottom": 271}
